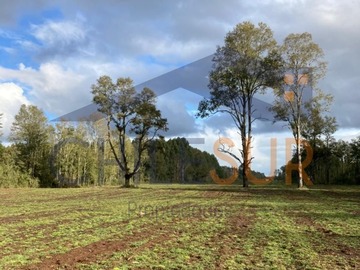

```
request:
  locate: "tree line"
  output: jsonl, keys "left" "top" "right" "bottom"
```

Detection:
{"left": 0, "top": 103, "right": 359, "bottom": 187}
{"left": 0, "top": 106, "right": 225, "bottom": 187}
{"left": 0, "top": 105, "right": 271, "bottom": 188}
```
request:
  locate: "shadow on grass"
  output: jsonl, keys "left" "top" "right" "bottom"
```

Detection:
{"left": 135, "top": 184, "right": 360, "bottom": 203}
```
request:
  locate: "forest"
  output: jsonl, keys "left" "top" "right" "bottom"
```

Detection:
{"left": 0, "top": 103, "right": 359, "bottom": 188}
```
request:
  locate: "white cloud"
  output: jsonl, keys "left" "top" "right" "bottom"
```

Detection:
{"left": 0, "top": 82, "right": 31, "bottom": 139}
{"left": 32, "top": 20, "right": 86, "bottom": 46}
{"left": 27, "top": 18, "right": 93, "bottom": 61}
{"left": 334, "top": 128, "right": 360, "bottom": 142}
{"left": 131, "top": 36, "right": 214, "bottom": 64}
{"left": 0, "top": 46, "right": 16, "bottom": 54}
{"left": 0, "top": 62, "right": 91, "bottom": 116}
{"left": 0, "top": 58, "right": 178, "bottom": 121}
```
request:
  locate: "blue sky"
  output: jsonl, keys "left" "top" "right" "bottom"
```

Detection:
{"left": 0, "top": 7, "right": 64, "bottom": 69}
{"left": 0, "top": 0, "right": 359, "bottom": 173}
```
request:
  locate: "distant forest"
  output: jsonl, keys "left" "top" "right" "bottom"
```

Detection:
{"left": 0, "top": 105, "right": 359, "bottom": 187}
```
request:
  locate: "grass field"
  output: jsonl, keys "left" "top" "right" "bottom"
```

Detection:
{"left": 0, "top": 185, "right": 359, "bottom": 270}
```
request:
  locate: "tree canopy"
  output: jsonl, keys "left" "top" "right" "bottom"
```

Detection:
{"left": 270, "top": 32, "right": 331, "bottom": 188}
{"left": 91, "top": 76, "right": 168, "bottom": 187}
{"left": 9, "top": 104, "right": 53, "bottom": 186}
{"left": 197, "top": 21, "right": 283, "bottom": 187}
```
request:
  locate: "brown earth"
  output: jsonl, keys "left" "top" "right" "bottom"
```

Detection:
{"left": 294, "top": 213, "right": 360, "bottom": 269}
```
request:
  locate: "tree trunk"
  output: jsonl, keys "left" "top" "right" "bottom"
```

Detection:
{"left": 297, "top": 128, "right": 303, "bottom": 188}
{"left": 325, "top": 139, "right": 330, "bottom": 185}
{"left": 242, "top": 168, "right": 249, "bottom": 187}
{"left": 124, "top": 174, "right": 131, "bottom": 188}
{"left": 326, "top": 164, "right": 330, "bottom": 184}
{"left": 243, "top": 138, "right": 250, "bottom": 188}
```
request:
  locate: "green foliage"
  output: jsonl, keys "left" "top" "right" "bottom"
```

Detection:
{"left": 281, "top": 32, "right": 327, "bottom": 85}
{"left": 91, "top": 76, "right": 168, "bottom": 187}
{"left": 303, "top": 114, "right": 337, "bottom": 184}
{"left": 198, "top": 21, "right": 283, "bottom": 118}
{"left": 271, "top": 32, "right": 328, "bottom": 125}
{"left": 52, "top": 121, "right": 98, "bottom": 187}
{"left": 8, "top": 105, "right": 53, "bottom": 186}
{"left": 198, "top": 21, "right": 283, "bottom": 188}
{"left": 0, "top": 112, "right": 39, "bottom": 187}
{"left": 0, "top": 146, "right": 39, "bottom": 187}
{"left": 270, "top": 32, "right": 330, "bottom": 188}
{"left": 0, "top": 113, "right": 3, "bottom": 139}
{"left": 146, "top": 137, "right": 222, "bottom": 183}
{"left": 273, "top": 136, "right": 360, "bottom": 185}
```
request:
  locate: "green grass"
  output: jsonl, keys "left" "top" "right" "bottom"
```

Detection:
{"left": 0, "top": 184, "right": 359, "bottom": 269}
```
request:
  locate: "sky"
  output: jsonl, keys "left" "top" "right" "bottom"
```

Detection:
{"left": 0, "top": 0, "right": 359, "bottom": 174}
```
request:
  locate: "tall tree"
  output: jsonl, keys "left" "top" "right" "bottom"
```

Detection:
{"left": 91, "top": 76, "right": 168, "bottom": 187}
{"left": 270, "top": 33, "right": 328, "bottom": 188}
{"left": 197, "top": 21, "right": 283, "bottom": 187}
{"left": 0, "top": 113, "right": 3, "bottom": 138}
{"left": 9, "top": 104, "right": 53, "bottom": 186}
{"left": 146, "top": 137, "right": 168, "bottom": 183}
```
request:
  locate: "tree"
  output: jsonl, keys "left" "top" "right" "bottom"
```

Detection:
{"left": 166, "top": 138, "right": 191, "bottom": 183}
{"left": 146, "top": 137, "right": 168, "bottom": 183}
{"left": 0, "top": 113, "right": 5, "bottom": 166}
{"left": 0, "top": 113, "right": 4, "bottom": 142}
{"left": 0, "top": 145, "right": 39, "bottom": 187}
{"left": 302, "top": 97, "right": 337, "bottom": 183}
{"left": 51, "top": 121, "right": 98, "bottom": 187}
{"left": 350, "top": 137, "right": 360, "bottom": 185}
{"left": 197, "top": 21, "right": 283, "bottom": 187}
{"left": 0, "top": 113, "right": 3, "bottom": 138}
{"left": 270, "top": 32, "right": 328, "bottom": 188}
{"left": 9, "top": 104, "right": 53, "bottom": 186}
{"left": 91, "top": 76, "right": 168, "bottom": 187}
{"left": 145, "top": 137, "right": 222, "bottom": 184}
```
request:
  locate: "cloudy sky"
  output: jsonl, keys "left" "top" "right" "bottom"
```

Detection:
{"left": 0, "top": 0, "right": 359, "bottom": 174}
